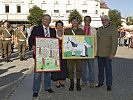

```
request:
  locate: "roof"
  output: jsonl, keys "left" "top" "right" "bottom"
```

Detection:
{"left": 100, "top": 2, "right": 109, "bottom": 9}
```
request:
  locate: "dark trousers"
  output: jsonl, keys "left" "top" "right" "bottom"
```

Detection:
{"left": 97, "top": 56, "right": 112, "bottom": 86}
{"left": 67, "top": 59, "right": 82, "bottom": 79}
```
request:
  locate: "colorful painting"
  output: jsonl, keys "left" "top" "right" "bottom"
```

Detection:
{"left": 35, "top": 37, "right": 60, "bottom": 72}
{"left": 62, "top": 35, "right": 94, "bottom": 59}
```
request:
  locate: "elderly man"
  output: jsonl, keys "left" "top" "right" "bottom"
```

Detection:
{"left": 96, "top": 15, "right": 118, "bottom": 91}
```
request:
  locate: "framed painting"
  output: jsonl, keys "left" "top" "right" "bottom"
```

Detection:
{"left": 62, "top": 35, "right": 94, "bottom": 59}
{"left": 35, "top": 37, "right": 60, "bottom": 72}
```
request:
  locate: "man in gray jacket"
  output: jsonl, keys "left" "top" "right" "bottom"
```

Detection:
{"left": 96, "top": 15, "right": 118, "bottom": 91}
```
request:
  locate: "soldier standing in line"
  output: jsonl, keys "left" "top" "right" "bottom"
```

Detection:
{"left": 16, "top": 25, "right": 27, "bottom": 61}
{"left": 9, "top": 25, "right": 15, "bottom": 53}
{"left": 0, "top": 22, "right": 5, "bottom": 58}
{"left": 0, "top": 20, "right": 14, "bottom": 62}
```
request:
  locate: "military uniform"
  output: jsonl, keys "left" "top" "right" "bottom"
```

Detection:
{"left": 0, "top": 27, "right": 4, "bottom": 58}
{"left": 64, "top": 28, "right": 84, "bottom": 79}
{"left": 9, "top": 27, "right": 15, "bottom": 53}
{"left": 1, "top": 27, "right": 14, "bottom": 62}
{"left": 16, "top": 29, "right": 27, "bottom": 61}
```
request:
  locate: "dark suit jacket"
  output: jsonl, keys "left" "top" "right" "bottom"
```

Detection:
{"left": 29, "top": 24, "right": 56, "bottom": 58}
{"left": 29, "top": 24, "right": 56, "bottom": 49}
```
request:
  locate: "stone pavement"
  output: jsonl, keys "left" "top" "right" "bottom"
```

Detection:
{"left": 0, "top": 50, "right": 34, "bottom": 100}
{"left": 2, "top": 47, "right": 133, "bottom": 100}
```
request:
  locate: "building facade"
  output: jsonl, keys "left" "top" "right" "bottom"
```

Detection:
{"left": 100, "top": 1, "right": 109, "bottom": 16}
{"left": 0, "top": 0, "right": 109, "bottom": 27}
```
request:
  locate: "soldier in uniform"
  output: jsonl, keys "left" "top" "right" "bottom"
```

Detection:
{"left": 0, "top": 20, "right": 14, "bottom": 62}
{"left": 9, "top": 25, "right": 15, "bottom": 53}
{"left": 16, "top": 25, "right": 27, "bottom": 61}
{"left": 0, "top": 21, "right": 4, "bottom": 58}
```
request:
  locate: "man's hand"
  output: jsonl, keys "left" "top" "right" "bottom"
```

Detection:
{"left": 109, "top": 54, "right": 114, "bottom": 59}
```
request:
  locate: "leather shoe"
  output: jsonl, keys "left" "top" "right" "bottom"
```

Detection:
{"left": 76, "top": 86, "right": 81, "bottom": 91}
{"left": 56, "top": 85, "right": 60, "bottom": 88}
{"left": 60, "top": 84, "right": 65, "bottom": 87}
{"left": 7, "top": 59, "right": 13, "bottom": 62}
{"left": 107, "top": 86, "right": 112, "bottom": 91}
{"left": 33, "top": 92, "right": 38, "bottom": 97}
{"left": 45, "top": 89, "right": 54, "bottom": 93}
{"left": 69, "top": 86, "right": 74, "bottom": 91}
{"left": 95, "top": 84, "right": 103, "bottom": 87}
{"left": 2, "top": 55, "right": 4, "bottom": 58}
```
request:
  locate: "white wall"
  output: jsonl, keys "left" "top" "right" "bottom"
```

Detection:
{"left": 0, "top": 0, "right": 105, "bottom": 27}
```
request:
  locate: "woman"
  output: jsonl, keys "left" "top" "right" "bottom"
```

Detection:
{"left": 51, "top": 20, "right": 67, "bottom": 87}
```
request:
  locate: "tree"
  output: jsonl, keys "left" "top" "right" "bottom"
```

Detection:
{"left": 109, "top": 9, "right": 122, "bottom": 27}
{"left": 68, "top": 9, "right": 82, "bottom": 24}
{"left": 130, "top": 19, "right": 133, "bottom": 25}
{"left": 27, "top": 5, "right": 43, "bottom": 25}
{"left": 128, "top": 18, "right": 133, "bottom": 25}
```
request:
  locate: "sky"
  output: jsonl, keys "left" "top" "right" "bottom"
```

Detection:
{"left": 104, "top": 0, "right": 133, "bottom": 18}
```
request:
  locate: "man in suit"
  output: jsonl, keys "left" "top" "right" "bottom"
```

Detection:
{"left": 29, "top": 14, "right": 56, "bottom": 99}
{"left": 81, "top": 16, "right": 97, "bottom": 88}
{"left": 96, "top": 15, "right": 118, "bottom": 91}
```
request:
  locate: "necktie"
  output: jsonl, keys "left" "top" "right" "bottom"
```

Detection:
{"left": 45, "top": 28, "right": 48, "bottom": 37}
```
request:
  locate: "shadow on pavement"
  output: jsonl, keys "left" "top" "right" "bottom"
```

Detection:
{"left": 0, "top": 63, "right": 3, "bottom": 66}
{"left": 0, "top": 66, "right": 16, "bottom": 75}
{"left": 0, "top": 50, "right": 33, "bottom": 63}
{"left": 0, "top": 68, "right": 29, "bottom": 87}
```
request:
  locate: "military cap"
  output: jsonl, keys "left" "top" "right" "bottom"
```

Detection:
{"left": 3, "top": 20, "right": 9, "bottom": 24}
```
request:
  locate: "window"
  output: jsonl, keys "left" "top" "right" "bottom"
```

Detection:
{"left": 43, "top": 0, "right": 45, "bottom": 3}
{"left": 17, "top": 5, "right": 21, "bottom": 13}
{"left": 66, "top": 10, "right": 72, "bottom": 13}
{"left": 54, "top": 10, "right": 59, "bottom": 13}
{"left": 30, "top": 0, "right": 33, "bottom": 3}
{"left": 96, "top": 10, "right": 98, "bottom": 14}
{"left": 5, "top": 4, "right": 9, "bottom": 13}
{"left": 82, "top": 10, "right": 87, "bottom": 13}
{"left": 55, "top": 1, "right": 58, "bottom": 4}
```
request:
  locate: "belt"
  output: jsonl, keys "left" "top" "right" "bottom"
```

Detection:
{"left": 18, "top": 39, "right": 26, "bottom": 41}
{"left": 5, "top": 38, "right": 11, "bottom": 40}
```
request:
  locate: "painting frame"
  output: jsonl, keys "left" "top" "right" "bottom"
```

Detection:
{"left": 62, "top": 35, "right": 95, "bottom": 59}
{"left": 34, "top": 37, "right": 61, "bottom": 72}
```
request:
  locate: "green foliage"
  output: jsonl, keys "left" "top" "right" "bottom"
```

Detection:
{"left": 128, "top": 19, "right": 133, "bottom": 25}
{"left": 27, "top": 5, "right": 43, "bottom": 25}
{"left": 109, "top": 9, "right": 122, "bottom": 27}
{"left": 68, "top": 9, "right": 82, "bottom": 24}
{"left": 130, "top": 19, "right": 133, "bottom": 24}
